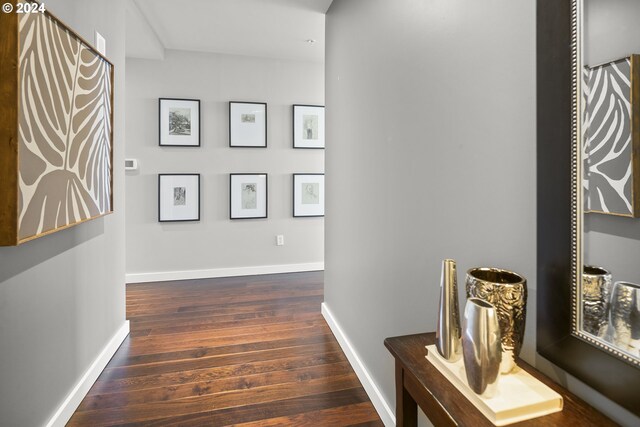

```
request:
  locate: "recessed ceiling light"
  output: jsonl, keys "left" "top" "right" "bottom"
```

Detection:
{"left": 306, "top": 39, "right": 316, "bottom": 44}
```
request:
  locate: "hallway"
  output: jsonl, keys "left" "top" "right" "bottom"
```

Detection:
{"left": 67, "top": 272, "right": 382, "bottom": 426}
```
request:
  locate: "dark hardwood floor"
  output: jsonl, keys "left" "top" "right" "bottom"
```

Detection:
{"left": 67, "top": 271, "right": 383, "bottom": 426}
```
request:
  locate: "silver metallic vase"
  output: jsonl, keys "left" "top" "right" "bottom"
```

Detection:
{"left": 462, "top": 297, "right": 502, "bottom": 396}
{"left": 466, "top": 267, "right": 527, "bottom": 374}
{"left": 436, "top": 259, "right": 462, "bottom": 362}
{"left": 582, "top": 266, "right": 612, "bottom": 337}
{"left": 606, "top": 281, "right": 640, "bottom": 351}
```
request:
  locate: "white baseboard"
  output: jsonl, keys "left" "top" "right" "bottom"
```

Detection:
{"left": 126, "top": 262, "right": 325, "bottom": 284}
{"left": 45, "top": 321, "right": 130, "bottom": 427}
{"left": 321, "top": 303, "right": 395, "bottom": 427}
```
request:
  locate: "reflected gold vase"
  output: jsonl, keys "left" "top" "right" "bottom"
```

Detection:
{"left": 582, "top": 265, "right": 612, "bottom": 337}
{"left": 608, "top": 281, "right": 640, "bottom": 352}
{"left": 465, "top": 267, "right": 527, "bottom": 374}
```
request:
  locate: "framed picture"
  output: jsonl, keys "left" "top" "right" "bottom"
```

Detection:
{"left": 583, "top": 55, "right": 640, "bottom": 217}
{"left": 159, "top": 98, "right": 200, "bottom": 147}
{"left": 0, "top": 4, "right": 113, "bottom": 246}
{"left": 293, "top": 105, "right": 325, "bottom": 149}
{"left": 158, "top": 174, "right": 200, "bottom": 222}
{"left": 229, "top": 102, "right": 267, "bottom": 147}
{"left": 230, "top": 174, "right": 268, "bottom": 219}
{"left": 293, "top": 174, "right": 325, "bottom": 217}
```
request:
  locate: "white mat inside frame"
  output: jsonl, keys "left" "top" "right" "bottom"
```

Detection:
{"left": 425, "top": 345, "right": 563, "bottom": 426}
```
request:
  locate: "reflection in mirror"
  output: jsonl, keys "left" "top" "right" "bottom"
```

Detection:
{"left": 580, "top": 0, "right": 640, "bottom": 363}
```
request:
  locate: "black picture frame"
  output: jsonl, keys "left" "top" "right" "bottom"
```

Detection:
{"left": 293, "top": 173, "right": 325, "bottom": 217}
{"left": 229, "top": 173, "right": 268, "bottom": 219}
{"left": 537, "top": 0, "right": 640, "bottom": 416}
{"left": 158, "top": 98, "right": 201, "bottom": 147}
{"left": 158, "top": 173, "right": 200, "bottom": 222}
{"left": 229, "top": 101, "right": 267, "bottom": 148}
{"left": 293, "top": 104, "right": 325, "bottom": 149}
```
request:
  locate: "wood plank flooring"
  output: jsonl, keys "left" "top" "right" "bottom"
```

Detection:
{"left": 68, "top": 271, "right": 383, "bottom": 426}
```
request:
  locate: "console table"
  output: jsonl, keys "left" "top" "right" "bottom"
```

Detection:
{"left": 384, "top": 333, "right": 617, "bottom": 426}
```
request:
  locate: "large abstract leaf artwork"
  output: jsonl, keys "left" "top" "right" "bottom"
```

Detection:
{"left": 583, "top": 56, "right": 640, "bottom": 217}
{"left": 15, "top": 11, "right": 113, "bottom": 242}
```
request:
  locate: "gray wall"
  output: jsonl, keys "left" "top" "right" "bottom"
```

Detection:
{"left": 585, "top": 216, "right": 640, "bottom": 284}
{"left": 0, "top": 1, "right": 127, "bottom": 426}
{"left": 584, "top": 0, "right": 640, "bottom": 286}
{"left": 325, "top": 1, "right": 639, "bottom": 426}
{"left": 125, "top": 51, "right": 324, "bottom": 276}
{"left": 584, "top": 0, "right": 640, "bottom": 66}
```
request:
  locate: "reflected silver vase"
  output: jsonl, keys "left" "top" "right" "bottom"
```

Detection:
{"left": 466, "top": 267, "right": 527, "bottom": 374}
{"left": 607, "top": 281, "right": 640, "bottom": 351}
{"left": 436, "top": 259, "right": 462, "bottom": 362}
{"left": 462, "top": 297, "right": 502, "bottom": 396}
{"left": 582, "top": 266, "right": 612, "bottom": 337}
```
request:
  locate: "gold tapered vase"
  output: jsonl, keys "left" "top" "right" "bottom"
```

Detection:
{"left": 436, "top": 259, "right": 462, "bottom": 362}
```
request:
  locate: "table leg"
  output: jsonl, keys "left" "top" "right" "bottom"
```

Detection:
{"left": 396, "top": 360, "right": 418, "bottom": 427}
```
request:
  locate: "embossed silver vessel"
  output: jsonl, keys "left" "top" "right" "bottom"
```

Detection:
{"left": 582, "top": 266, "right": 612, "bottom": 337}
{"left": 465, "top": 267, "right": 527, "bottom": 374}
{"left": 606, "top": 281, "right": 640, "bottom": 353}
{"left": 436, "top": 259, "right": 461, "bottom": 362}
{"left": 462, "top": 297, "right": 502, "bottom": 395}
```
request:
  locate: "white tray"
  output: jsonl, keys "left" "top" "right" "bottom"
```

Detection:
{"left": 426, "top": 345, "right": 563, "bottom": 426}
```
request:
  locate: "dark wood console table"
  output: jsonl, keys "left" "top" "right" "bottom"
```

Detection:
{"left": 384, "top": 333, "right": 617, "bottom": 426}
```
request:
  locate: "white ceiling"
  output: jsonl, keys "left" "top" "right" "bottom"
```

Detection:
{"left": 125, "top": 0, "right": 333, "bottom": 62}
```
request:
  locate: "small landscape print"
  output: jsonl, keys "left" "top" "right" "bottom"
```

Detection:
{"left": 302, "top": 114, "right": 318, "bottom": 140}
{"left": 173, "top": 187, "right": 186, "bottom": 206}
{"left": 241, "top": 113, "right": 256, "bottom": 123}
{"left": 301, "top": 183, "right": 319, "bottom": 205}
{"left": 169, "top": 108, "right": 191, "bottom": 135}
{"left": 242, "top": 183, "right": 257, "bottom": 209}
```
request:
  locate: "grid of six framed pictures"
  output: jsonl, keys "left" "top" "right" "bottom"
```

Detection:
{"left": 158, "top": 174, "right": 200, "bottom": 222}
{"left": 159, "top": 98, "right": 200, "bottom": 147}
{"left": 157, "top": 101, "right": 322, "bottom": 221}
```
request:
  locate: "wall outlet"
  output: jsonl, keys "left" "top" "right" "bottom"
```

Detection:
{"left": 276, "top": 235, "right": 284, "bottom": 246}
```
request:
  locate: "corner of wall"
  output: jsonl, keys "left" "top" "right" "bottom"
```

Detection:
{"left": 45, "top": 321, "right": 130, "bottom": 427}
{"left": 321, "top": 302, "right": 395, "bottom": 427}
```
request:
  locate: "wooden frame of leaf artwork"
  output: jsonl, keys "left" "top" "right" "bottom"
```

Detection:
{"left": 0, "top": 0, "right": 114, "bottom": 246}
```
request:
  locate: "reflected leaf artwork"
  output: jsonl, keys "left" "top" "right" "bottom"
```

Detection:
{"left": 583, "top": 56, "right": 639, "bottom": 217}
